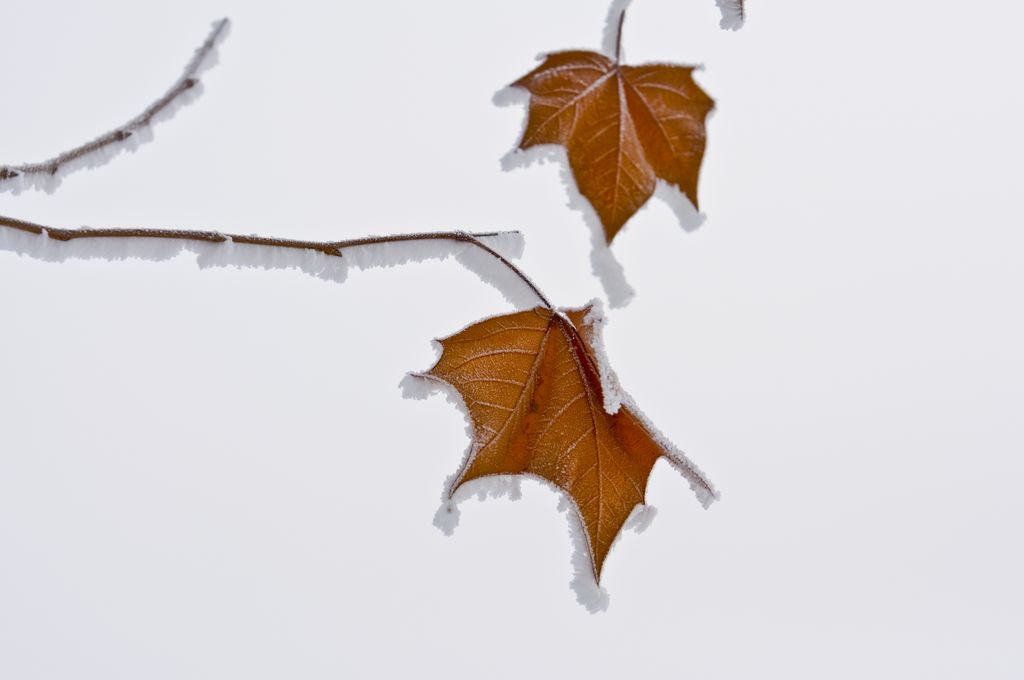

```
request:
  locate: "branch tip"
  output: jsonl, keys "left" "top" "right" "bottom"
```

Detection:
{"left": 0, "top": 18, "right": 230, "bottom": 193}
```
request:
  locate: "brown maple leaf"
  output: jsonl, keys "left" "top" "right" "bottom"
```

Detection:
{"left": 412, "top": 304, "right": 717, "bottom": 582}
{"left": 511, "top": 50, "right": 714, "bottom": 243}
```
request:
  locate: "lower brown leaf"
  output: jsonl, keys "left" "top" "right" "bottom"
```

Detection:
{"left": 414, "top": 304, "right": 717, "bottom": 581}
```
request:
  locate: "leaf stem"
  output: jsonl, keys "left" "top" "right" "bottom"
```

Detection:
{"left": 614, "top": 8, "right": 626, "bottom": 63}
{"left": 0, "top": 215, "right": 552, "bottom": 309}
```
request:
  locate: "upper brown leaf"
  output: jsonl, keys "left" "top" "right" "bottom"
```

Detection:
{"left": 418, "top": 305, "right": 716, "bottom": 581}
{"left": 512, "top": 51, "right": 714, "bottom": 243}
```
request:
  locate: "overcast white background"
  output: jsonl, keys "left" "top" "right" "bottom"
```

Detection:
{"left": 2, "top": 0, "right": 1023, "bottom": 677}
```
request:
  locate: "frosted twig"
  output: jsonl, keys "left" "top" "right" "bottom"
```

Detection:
{"left": 0, "top": 214, "right": 552, "bottom": 308}
{"left": 0, "top": 19, "right": 230, "bottom": 192}
{"left": 716, "top": 0, "right": 746, "bottom": 30}
{"left": 736, "top": 0, "right": 747, "bottom": 20}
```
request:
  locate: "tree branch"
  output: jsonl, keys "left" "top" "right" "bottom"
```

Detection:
{"left": 0, "top": 215, "right": 552, "bottom": 309}
{"left": 0, "top": 18, "right": 230, "bottom": 193}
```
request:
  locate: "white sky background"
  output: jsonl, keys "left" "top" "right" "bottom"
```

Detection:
{"left": 1, "top": 0, "right": 1023, "bottom": 677}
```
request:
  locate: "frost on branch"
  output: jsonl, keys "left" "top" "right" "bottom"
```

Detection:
{"left": 0, "top": 18, "right": 230, "bottom": 195}
{"left": 716, "top": 0, "right": 746, "bottom": 31}
{"left": 0, "top": 219, "right": 533, "bottom": 309}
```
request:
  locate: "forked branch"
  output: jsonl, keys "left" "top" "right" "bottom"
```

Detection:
{"left": 0, "top": 19, "right": 230, "bottom": 192}
{"left": 0, "top": 215, "right": 552, "bottom": 309}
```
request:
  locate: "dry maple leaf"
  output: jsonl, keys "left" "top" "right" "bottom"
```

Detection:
{"left": 511, "top": 49, "right": 714, "bottom": 243}
{"left": 413, "top": 303, "right": 717, "bottom": 581}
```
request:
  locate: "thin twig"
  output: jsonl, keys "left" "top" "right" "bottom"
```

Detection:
{"left": 0, "top": 18, "right": 230, "bottom": 189}
{"left": 614, "top": 8, "right": 626, "bottom": 63}
{"left": 0, "top": 215, "right": 552, "bottom": 309}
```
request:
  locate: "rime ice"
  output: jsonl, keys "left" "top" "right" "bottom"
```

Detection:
{"left": 716, "top": 0, "right": 746, "bottom": 31}
{"left": 0, "top": 225, "right": 531, "bottom": 307}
